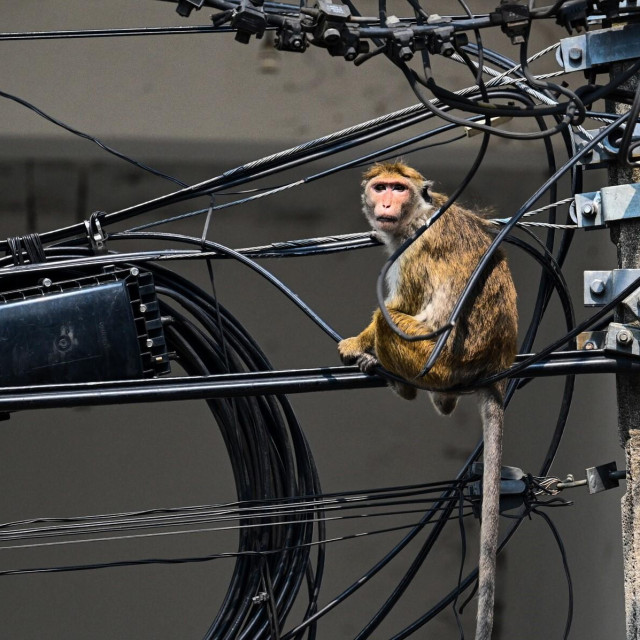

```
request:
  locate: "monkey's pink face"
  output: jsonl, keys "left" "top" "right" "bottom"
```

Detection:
{"left": 365, "top": 177, "right": 415, "bottom": 233}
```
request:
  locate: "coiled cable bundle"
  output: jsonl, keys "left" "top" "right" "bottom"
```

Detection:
{"left": 144, "top": 263, "right": 324, "bottom": 640}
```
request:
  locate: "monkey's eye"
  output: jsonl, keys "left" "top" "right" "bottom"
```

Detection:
{"left": 392, "top": 184, "right": 408, "bottom": 192}
{"left": 372, "top": 184, "right": 387, "bottom": 192}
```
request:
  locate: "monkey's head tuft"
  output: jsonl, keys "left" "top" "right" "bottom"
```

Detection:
{"left": 362, "top": 161, "right": 430, "bottom": 192}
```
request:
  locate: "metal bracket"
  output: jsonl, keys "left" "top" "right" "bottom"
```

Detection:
{"left": 586, "top": 461, "right": 620, "bottom": 494}
{"left": 573, "top": 183, "right": 640, "bottom": 229}
{"left": 584, "top": 269, "right": 640, "bottom": 308}
{"left": 581, "top": 269, "right": 640, "bottom": 357}
{"left": 573, "top": 125, "right": 640, "bottom": 167}
{"left": 577, "top": 323, "right": 640, "bottom": 357}
{"left": 557, "top": 22, "right": 640, "bottom": 72}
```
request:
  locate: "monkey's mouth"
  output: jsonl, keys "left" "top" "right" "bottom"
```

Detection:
{"left": 375, "top": 215, "right": 399, "bottom": 226}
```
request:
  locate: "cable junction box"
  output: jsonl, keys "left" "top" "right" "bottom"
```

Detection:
{"left": 0, "top": 267, "right": 170, "bottom": 386}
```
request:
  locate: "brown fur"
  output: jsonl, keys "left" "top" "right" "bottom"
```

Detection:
{"left": 338, "top": 161, "right": 518, "bottom": 640}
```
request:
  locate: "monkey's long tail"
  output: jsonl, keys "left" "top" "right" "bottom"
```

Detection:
{"left": 475, "top": 385, "right": 504, "bottom": 640}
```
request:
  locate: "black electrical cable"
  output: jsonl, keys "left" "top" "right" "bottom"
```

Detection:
{"left": 531, "top": 507, "right": 573, "bottom": 639}
{"left": 0, "top": 89, "right": 188, "bottom": 188}
{"left": 121, "top": 118, "right": 483, "bottom": 233}
{"left": 610, "top": 77, "right": 640, "bottom": 166}
{"left": 464, "top": 42, "right": 582, "bottom": 367}
{"left": 411, "top": 110, "right": 628, "bottom": 382}
{"left": 0, "top": 253, "right": 323, "bottom": 639}
{"left": 15, "top": 102, "right": 447, "bottom": 247}
{"left": 0, "top": 24, "right": 238, "bottom": 41}
{"left": 518, "top": 28, "right": 586, "bottom": 125}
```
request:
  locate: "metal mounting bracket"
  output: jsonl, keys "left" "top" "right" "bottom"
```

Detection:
{"left": 577, "top": 323, "right": 640, "bottom": 357}
{"left": 573, "top": 125, "right": 640, "bottom": 167}
{"left": 557, "top": 22, "right": 640, "bottom": 72}
{"left": 586, "top": 461, "right": 620, "bottom": 495}
{"left": 84, "top": 211, "right": 108, "bottom": 255}
{"left": 573, "top": 183, "right": 640, "bottom": 229}
{"left": 584, "top": 269, "right": 640, "bottom": 309}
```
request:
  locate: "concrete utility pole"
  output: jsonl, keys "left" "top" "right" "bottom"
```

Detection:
{"left": 608, "top": 63, "right": 640, "bottom": 640}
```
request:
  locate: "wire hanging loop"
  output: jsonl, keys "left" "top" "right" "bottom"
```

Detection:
{"left": 84, "top": 211, "right": 108, "bottom": 255}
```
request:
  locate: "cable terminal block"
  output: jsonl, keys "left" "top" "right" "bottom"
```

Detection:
{"left": 465, "top": 463, "right": 528, "bottom": 517}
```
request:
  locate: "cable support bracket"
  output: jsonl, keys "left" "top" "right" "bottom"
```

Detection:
{"left": 572, "top": 182, "right": 640, "bottom": 229}
{"left": 557, "top": 21, "right": 640, "bottom": 72}
{"left": 84, "top": 211, "right": 108, "bottom": 255}
{"left": 573, "top": 125, "right": 640, "bottom": 168}
{"left": 580, "top": 269, "right": 640, "bottom": 358}
{"left": 554, "top": 461, "right": 625, "bottom": 494}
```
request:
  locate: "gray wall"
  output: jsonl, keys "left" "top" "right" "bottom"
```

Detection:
{"left": 0, "top": 2, "right": 628, "bottom": 639}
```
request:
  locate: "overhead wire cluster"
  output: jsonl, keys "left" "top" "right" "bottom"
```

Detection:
{"left": 0, "top": 0, "right": 639, "bottom": 638}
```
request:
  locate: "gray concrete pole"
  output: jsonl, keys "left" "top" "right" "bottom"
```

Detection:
{"left": 608, "top": 64, "right": 640, "bottom": 640}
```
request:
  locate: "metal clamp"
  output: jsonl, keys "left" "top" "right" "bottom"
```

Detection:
{"left": 557, "top": 22, "right": 640, "bottom": 72}
{"left": 578, "top": 323, "right": 640, "bottom": 357}
{"left": 586, "top": 462, "right": 622, "bottom": 495}
{"left": 84, "top": 211, "right": 108, "bottom": 255}
{"left": 584, "top": 269, "right": 640, "bottom": 308}
{"left": 573, "top": 183, "right": 640, "bottom": 229}
{"left": 572, "top": 125, "right": 640, "bottom": 167}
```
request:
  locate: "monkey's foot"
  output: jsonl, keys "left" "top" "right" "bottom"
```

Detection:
{"left": 355, "top": 352, "right": 379, "bottom": 374}
{"left": 338, "top": 339, "right": 380, "bottom": 374}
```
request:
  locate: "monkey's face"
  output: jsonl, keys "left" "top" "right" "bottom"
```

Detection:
{"left": 364, "top": 176, "right": 418, "bottom": 235}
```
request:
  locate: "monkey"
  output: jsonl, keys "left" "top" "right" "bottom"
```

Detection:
{"left": 338, "top": 161, "right": 517, "bottom": 640}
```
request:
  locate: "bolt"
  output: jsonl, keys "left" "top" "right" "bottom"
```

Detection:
{"left": 344, "top": 47, "right": 357, "bottom": 61}
{"left": 399, "top": 46, "right": 413, "bottom": 61}
{"left": 568, "top": 47, "right": 583, "bottom": 63}
{"left": 617, "top": 329, "right": 633, "bottom": 345}
{"left": 140, "top": 304, "right": 148, "bottom": 314}
{"left": 584, "top": 341, "right": 596, "bottom": 350}
{"left": 146, "top": 338, "right": 154, "bottom": 348}
{"left": 42, "top": 278, "right": 52, "bottom": 288}
{"left": 590, "top": 279, "right": 606, "bottom": 296}
{"left": 581, "top": 203, "right": 597, "bottom": 218}
{"left": 323, "top": 27, "right": 340, "bottom": 43}
{"left": 130, "top": 267, "right": 140, "bottom": 277}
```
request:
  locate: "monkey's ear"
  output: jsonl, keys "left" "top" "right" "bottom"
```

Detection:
{"left": 421, "top": 180, "right": 434, "bottom": 204}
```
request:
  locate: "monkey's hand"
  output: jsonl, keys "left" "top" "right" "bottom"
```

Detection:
{"left": 338, "top": 338, "right": 380, "bottom": 374}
